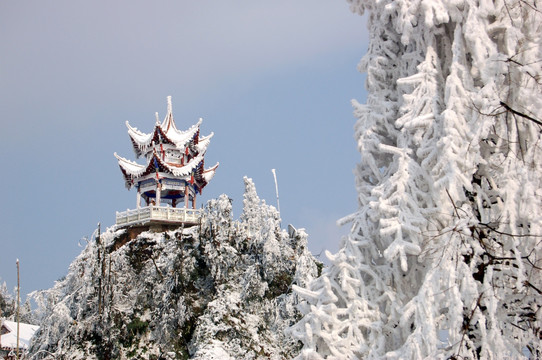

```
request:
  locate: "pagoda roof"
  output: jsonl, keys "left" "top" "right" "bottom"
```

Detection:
{"left": 201, "top": 162, "right": 219, "bottom": 184}
{"left": 115, "top": 96, "right": 218, "bottom": 194}
{"left": 195, "top": 133, "right": 213, "bottom": 153}
{"left": 126, "top": 96, "right": 204, "bottom": 158}
{"left": 114, "top": 150, "right": 219, "bottom": 189}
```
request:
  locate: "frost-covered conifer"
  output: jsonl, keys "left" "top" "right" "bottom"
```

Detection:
{"left": 292, "top": 0, "right": 542, "bottom": 358}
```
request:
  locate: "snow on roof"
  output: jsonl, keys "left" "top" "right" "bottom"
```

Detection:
{"left": 195, "top": 132, "right": 214, "bottom": 154}
{"left": 114, "top": 152, "right": 145, "bottom": 174}
{"left": 116, "top": 151, "right": 207, "bottom": 179}
{"left": 125, "top": 97, "right": 205, "bottom": 157}
{"left": 126, "top": 121, "right": 155, "bottom": 150}
{"left": 0, "top": 320, "right": 39, "bottom": 350}
{"left": 162, "top": 118, "right": 203, "bottom": 149}
{"left": 202, "top": 162, "right": 219, "bottom": 184}
{"left": 115, "top": 151, "right": 218, "bottom": 192}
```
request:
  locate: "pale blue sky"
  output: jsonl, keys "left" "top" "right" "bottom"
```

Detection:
{"left": 0, "top": 1, "right": 368, "bottom": 296}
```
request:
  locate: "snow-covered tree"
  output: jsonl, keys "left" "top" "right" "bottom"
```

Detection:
{"left": 30, "top": 178, "right": 319, "bottom": 359}
{"left": 190, "top": 179, "right": 320, "bottom": 359}
{"left": 292, "top": 0, "right": 542, "bottom": 358}
{"left": 0, "top": 280, "right": 15, "bottom": 319}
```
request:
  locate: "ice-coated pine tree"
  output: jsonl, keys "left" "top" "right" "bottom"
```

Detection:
{"left": 29, "top": 178, "right": 320, "bottom": 359}
{"left": 291, "top": 0, "right": 542, "bottom": 358}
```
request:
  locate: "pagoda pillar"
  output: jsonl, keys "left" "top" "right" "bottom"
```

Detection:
{"left": 136, "top": 189, "right": 141, "bottom": 209}
{"left": 184, "top": 186, "right": 189, "bottom": 208}
{"left": 192, "top": 195, "right": 196, "bottom": 209}
{"left": 156, "top": 183, "right": 161, "bottom": 206}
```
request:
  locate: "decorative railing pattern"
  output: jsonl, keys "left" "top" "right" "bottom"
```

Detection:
{"left": 116, "top": 206, "right": 201, "bottom": 226}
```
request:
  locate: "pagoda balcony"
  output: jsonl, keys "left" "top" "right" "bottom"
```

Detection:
{"left": 115, "top": 206, "right": 201, "bottom": 227}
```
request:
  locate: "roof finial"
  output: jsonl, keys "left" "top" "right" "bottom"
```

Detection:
{"left": 167, "top": 96, "right": 172, "bottom": 114}
{"left": 155, "top": 112, "right": 160, "bottom": 125}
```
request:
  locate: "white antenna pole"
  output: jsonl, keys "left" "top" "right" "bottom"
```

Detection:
{"left": 16, "top": 259, "right": 20, "bottom": 360}
{"left": 271, "top": 169, "right": 280, "bottom": 215}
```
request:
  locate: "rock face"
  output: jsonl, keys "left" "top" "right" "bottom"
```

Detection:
{"left": 30, "top": 178, "right": 320, "bottom": 360}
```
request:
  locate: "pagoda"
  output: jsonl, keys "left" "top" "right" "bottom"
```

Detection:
{"left": 114, "top": 96, "right": 218, "bottom": 227}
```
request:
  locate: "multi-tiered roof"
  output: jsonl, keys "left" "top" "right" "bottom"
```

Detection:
{"left": 114, "top": 96, "right": 218, "bottom": 213}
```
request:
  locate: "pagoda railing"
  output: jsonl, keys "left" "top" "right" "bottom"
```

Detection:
{"left": 116, "top": 206, "right": 201, "bottom": 226}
